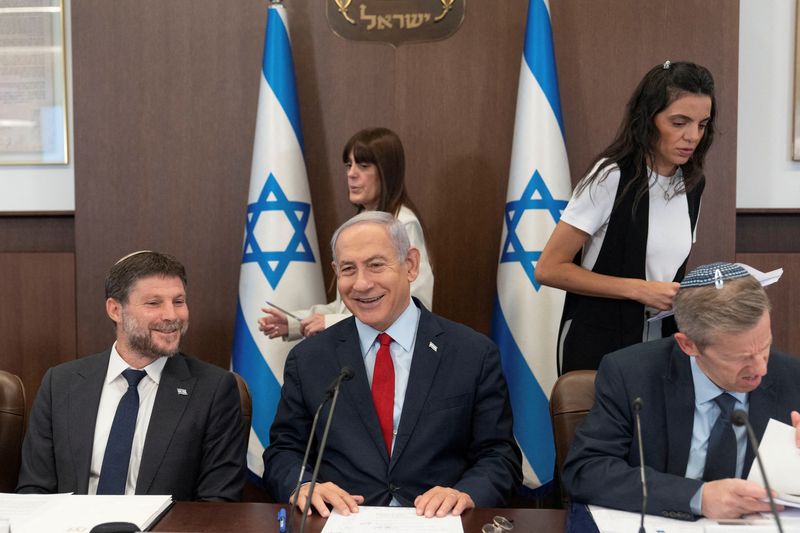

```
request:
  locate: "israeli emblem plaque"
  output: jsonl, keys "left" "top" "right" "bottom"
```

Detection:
{"left": 327, "top": 0, "right": 465, "bottom": 47}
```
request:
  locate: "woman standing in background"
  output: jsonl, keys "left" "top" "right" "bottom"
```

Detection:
{"left": 535, "top": 61, "right": 716, "bottom": 373}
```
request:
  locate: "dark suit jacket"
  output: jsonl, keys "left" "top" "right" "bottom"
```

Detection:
{"left": 262, "top": 300, "right": 522, "bottom": 507}
{"left": 16, "top": 351, "right": 247, "bottom": 501}
{"left": 562, "top": 337, "right": 800, "bottom": 520}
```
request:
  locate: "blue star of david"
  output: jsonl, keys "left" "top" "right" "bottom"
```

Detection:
{"left": 242, "top": 173, "right": 316, "bottom": 289}
{"left": 500, "top": 170, "right": 568, "bottom": 291}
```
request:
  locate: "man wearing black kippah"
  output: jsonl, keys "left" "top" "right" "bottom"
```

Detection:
{"left": 563, "top": 262, "right": 800, "bottom": 520}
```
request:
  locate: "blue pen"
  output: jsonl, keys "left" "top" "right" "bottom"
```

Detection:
{"left": 278, "top": 507, "right": 287, "bottom": 533}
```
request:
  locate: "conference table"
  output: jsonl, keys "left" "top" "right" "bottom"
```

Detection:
{"left": 151, "top": 502, "right": 567, "bottom": 532}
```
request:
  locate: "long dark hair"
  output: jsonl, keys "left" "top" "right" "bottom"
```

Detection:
{"left": 342, "top": 127, "right": 418, "bottom": 217}
{"left": 577, "top": 61, "right": 716, "bottom": 212}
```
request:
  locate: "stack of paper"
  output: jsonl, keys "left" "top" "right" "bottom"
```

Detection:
{"left": 0, "top": 493, "right": 172, "bottom": 533}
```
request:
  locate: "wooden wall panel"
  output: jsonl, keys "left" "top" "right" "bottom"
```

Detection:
{"left": 72, "top": 1, "right": 266, "bottom": 366}
{"left": 0, "top": 215, "right": 74, "bottom": 253}
{"left": 551, "top": 0, "right": 739, "bottom": 269}
{"left": 0, "top": 253, "right": 77, "bottom": 413}
{"left": 71, "top": 1, "right": 741, "bottom": 369}
{"left": 737, "top": 210, "right": 800, "bottom": 253}
{"left": 736, "top": 253, "right": 800, "bottom": 355}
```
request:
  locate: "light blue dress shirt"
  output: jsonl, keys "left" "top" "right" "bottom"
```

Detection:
{"left": 687, "top": 357, "right": 749, "bottom": 515}
{"left": 354, "top": 299, "right": 420, "bottom": 507}
{"left": 355, "top": 299, "right": 420, "bottom": 453}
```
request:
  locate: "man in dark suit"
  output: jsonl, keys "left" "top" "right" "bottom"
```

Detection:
{"left": 17, "top": 251, "right": 246, "bottom": 501}
{"left": 263, "top": 211, "right": 521, "bottom": 518}
{"left": 563, "top": 262, "right": 800, "bottom": 520}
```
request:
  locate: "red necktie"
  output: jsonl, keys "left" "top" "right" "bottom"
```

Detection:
{"left": 372, "top": 333, "right": 395, "bottom": 455}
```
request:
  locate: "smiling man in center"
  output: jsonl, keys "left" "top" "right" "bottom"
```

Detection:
{"left": 263, "top": 211, "right": 521, "bottom": 517}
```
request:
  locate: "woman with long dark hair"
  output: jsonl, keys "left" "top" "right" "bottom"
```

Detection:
{"left": 536, "top": 61, "right": 716, "bottom": 373}
{"left": 259, "top": 127, "right": 434, "bottom": 340}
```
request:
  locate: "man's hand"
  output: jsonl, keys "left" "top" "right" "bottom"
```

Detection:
{"left": 258, "top": 307, "right": 289, "bottom": 339}
{"left": 701, "top": 479, "right": 782, "bottom": 518}
{"left": 292, "top": 481, "right": 364, "bottom": 518}
{"left": 792, "top": 410, "right": 800, "bottom": 447}
{"left": 300, "top": 313, "right": 326, "bottom": 337}
{"left": 414, "top": 486, "right": 475, "bottom": 518}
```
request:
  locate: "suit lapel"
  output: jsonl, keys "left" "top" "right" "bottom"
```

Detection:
{"left": 69, "top": 352, "right": 109, "bottom": 493}
{"left": 663, "top": 345, "right": 695, "bottom": 476}
{"left": 136, "top": 354, "right": 195, "bottom": 494}
{"left": 336, "top": 325, "right": 390, "bottom": 464}
{"left": 389, "top": 309, "right": 443, "bottom": 471}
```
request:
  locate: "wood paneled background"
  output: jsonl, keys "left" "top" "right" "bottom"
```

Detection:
{"left": 6, "top": 0, "right": 799, "bottom": 445}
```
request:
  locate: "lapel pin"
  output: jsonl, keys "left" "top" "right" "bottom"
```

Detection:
{"left": 428, "top": 341, "right": 438, "bottom": 352}
{"left": 177, "top": 388, "right": 188, "bottom": 396}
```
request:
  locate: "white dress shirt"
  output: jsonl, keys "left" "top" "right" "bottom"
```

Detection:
{"left": 88, "top": 344, "right": 167, "bottom": 495}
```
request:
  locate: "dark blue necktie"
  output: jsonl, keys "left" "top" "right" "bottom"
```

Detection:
{"left": 97, "top": 368, "right": 147, "bottom": 495}
{"left": 703, "top": 392, "right": 738, "bottom": 481}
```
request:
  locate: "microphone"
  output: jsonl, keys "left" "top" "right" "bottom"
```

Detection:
{"left": 287, "top": 366, "right": 354, "bottom": 533}
{"left": 298, "top": 366, "right": 354, "bottom": 533}
{"left": 633, "top": 397, "right": 647, "bottom": 533}
{"left": 732, "top": 410, "right": 784, "bottom": 533}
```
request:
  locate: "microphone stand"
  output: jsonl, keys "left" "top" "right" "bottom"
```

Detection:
{"left": 299, "top": 374, "right": 348, "bottom": 533}
{"left": 633, "top": 398, "right": 647, "bottom": 533}
{"left": 288, "top": 367, "right": 353, "bottom": 533}
{"left": 733, "top": 410, "right": 784, "bottom": 533}
{"left": 286, "top": 398, "right": 327, "bottom": 533}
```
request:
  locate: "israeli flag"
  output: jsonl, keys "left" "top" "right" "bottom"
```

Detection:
{"left": 232, "top": 4, "right": 325, "bottom": 477}
{"left": 490, "top": 0, "right": 572, "bottom": 489}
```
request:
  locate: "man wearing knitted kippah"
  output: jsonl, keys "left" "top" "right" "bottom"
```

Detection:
{"left": 563, "top": 262, "right": 800, "bottom": 520}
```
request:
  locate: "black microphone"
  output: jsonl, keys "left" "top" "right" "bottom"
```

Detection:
{"left": 287, "top": 366, "right": 354, "bottom": 533}
{"left": 732, "top": 410, "right": 784, "bottom": 533}
{"left": 298, "top": 366, "right": 354, "bottom": 533}
{"left": 633, "top": 397, "right": 647, "bottom": 533}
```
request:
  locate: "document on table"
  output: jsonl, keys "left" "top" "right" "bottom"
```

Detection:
{"left": 588, "top": 505, "right": 711, "bottom": 532}
{"left": 0, "top": 493, "right": 172, "bottom": 533}
{"left": 588, "top": 504, "right": 800, "bottom": 532}
{"left": 747, "top": 418, "right": 800, "bottom": 507}
{"left": 321, "top": 506, "right": 464, "bottom": 533}
{"left": 0, "top": 493, "right": 71, "bottom": 530}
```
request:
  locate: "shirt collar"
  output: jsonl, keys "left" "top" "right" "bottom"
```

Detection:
{"left": 689, "top": 356, "right": 748, "bottom": 405}
{"left": 355, "top": 299, "right": 420, "bottom": 357}
{"left": 107, "top": 342, "right": 168, "bottom": 385}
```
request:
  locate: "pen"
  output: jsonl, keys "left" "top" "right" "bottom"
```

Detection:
{"left": 278, "top": 507, "right": 287, "bottom": 533}
{"left": 265, "top": 300, "right": 303, "bottom": 321}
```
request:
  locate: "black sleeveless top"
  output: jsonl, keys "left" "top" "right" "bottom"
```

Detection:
{"left": 558, "top": 159, "right": 704, "bottom": 374}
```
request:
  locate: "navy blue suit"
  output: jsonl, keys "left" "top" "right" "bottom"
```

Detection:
{"left": 262, "top": 300, "right": 522, "bottom": 507}
{"left": 17, "top": 351, "right": 247, "bottom": 501}
{"left": 563, "top": 337, "right": 800, "bottom": 520}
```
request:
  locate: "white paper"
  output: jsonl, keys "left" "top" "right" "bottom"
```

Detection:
{"left": 647, "top": 264, "right": 783, "bottom": 322}
{"left": 588, "top": 505, "right": 711, "bottom": 532}
{"left": 10, "top": 494, "right": 172, "bottom": 533}
{"left": 747, "top": 418, "right": 800, "bottom": 506}
{"left": 0, "top": 493, "right": 71, "bottom": 531}
{"left": 321, "top": 506, "right": 464, "bottom": 533}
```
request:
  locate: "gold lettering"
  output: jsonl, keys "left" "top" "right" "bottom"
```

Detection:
{"left": 377, "top": 14, "right": 393, "bottom": 30}
{"left": 359, "top": 3, "right": 377, "bottom": 30}
{"left": 404, "top": 13, "right": 430, "bottom": 29}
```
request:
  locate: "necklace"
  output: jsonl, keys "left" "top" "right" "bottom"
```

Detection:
{"left": 652, "top": 176, "right": 674, "bottom": 201}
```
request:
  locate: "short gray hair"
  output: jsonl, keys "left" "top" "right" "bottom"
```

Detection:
{"left": 330, "top": 211, "right": 410, "bottom": 266}
{"left": 673, "top": 275, "right": 771, "bottom": 348}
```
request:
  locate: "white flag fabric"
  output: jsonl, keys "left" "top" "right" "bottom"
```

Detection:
{"left": 232, "top": 4, "right": 325, "bottom": 477}
{"left": 491, "top": 0, "right": 572, "bottom": 489}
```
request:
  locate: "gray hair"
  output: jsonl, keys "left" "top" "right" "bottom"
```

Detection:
{"left": 330, "top": 211, "right": 410, "bottom": 266}
{"left": 673, "top": 275, "right": 771, "bottom": 349}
